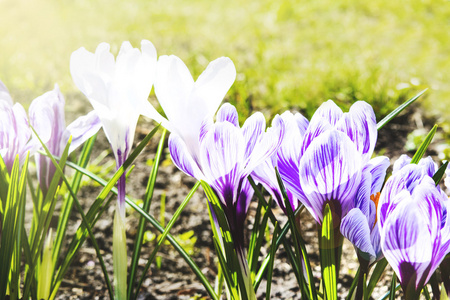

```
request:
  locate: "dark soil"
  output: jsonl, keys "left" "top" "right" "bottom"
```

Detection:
{"left": 53, "top": 106, "right": 439, "bottom": 300}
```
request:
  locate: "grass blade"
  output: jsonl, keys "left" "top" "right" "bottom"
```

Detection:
{"left": 133, "top": 182, "right": 203, "bottom": 300}
{"left": 410, "top": 124, "right": 437, "bottom": 164}
{"left": 377, "top": 89, "right": 427, "bottom": 131}
{"left": 129, "top": 128, "right": 167, "bottom": 300}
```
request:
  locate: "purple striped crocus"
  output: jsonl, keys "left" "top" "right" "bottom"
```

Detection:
{"left": 277, "top": 100, "right": 377, "bottom": 225}
{"left": 340, "top": 156, "right": 390, "bottom": 265}
{"left": 29, "top": 85, "right": 101, "bottom": 196}
{"left": 252, "top": 111, "right": 309, "bottom": 213}
{"left": 377, "top": 156, "right": 450, "bottom": 299}
{"left": 0, "top": 80, "right": 37, "bottom": 171}
{"left": 170, "top": 103, "right": 285, "bottom": 247}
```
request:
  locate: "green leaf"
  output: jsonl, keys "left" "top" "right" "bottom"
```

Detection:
{"left": 320, "top": 203, "right": 337, "bottom": 300}
{"left": 133, "top": 182, "right": 205, "bottom": 300}
{"left": 367, "top": 258, "right": 388, "bottom": 296}
{"left": 274, "top": 169, "right": 317, "bottom": 300}
{"left": 266, "top": 222, "right": 280, "bottom": 300}
{"left": 410, "top": 124, "right": 437, "bottom": 164}
{"left": 377, "top": 89, "right": 427, "bottom": 131}
{"left": 433, "top": 161, "right": 449, "bottom": 186}
{"left": 128, "top": 128, "right": 167, "bottom": 300}
{"left": 389, "top": 275, "right": 397, "bottom": 300}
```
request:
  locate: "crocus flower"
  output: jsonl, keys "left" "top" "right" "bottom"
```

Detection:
{"left": 151, "top": 54, "right": 236, "bottom": 163}
{"left": 277, "top": 100, "right": 377, "bottom": 225}
{"left": 378, "top": 157, "right": 450, "bottom": 299}
{"left": 28, "top": 85, "right": 101, "bottom": 196}
{"left": 170, "top": 103, "right": 284, "bottom": 243}
{"left": 169, "top": 103, "right": 284, "bottom": 297}
{"left": 70, "top": 40, "right": 158, "bottom": 215}
{"left": 340, "top": 156, "right": 390, "bottom": 265}
{"left": 70, "top": 40, "right": 158, "bottom": 300}
{"left": 0, "top": 80, "right": 37, "bottom": 171}
{"left": 252, "top": 111, "right": 308, "bottom": 213}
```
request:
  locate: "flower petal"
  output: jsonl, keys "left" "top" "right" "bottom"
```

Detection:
{"left": 154, "top": 55, "right": 195, "bottom": 132}
{"left": 381, "top": 199, "right": 432, "bottom": 291}
{"left": 191, "top": 57, "right": 236, "bottom": 117}
{"left": 309, "top": 100, "right": 343, "bottom": 127}
{"left": 244, "top": 114, "right": 284, "bottom": 175}
{"left": 241, "top": 112, "right": 265, "bottom": 161}
{"left": 169, "top": 133, "right": 204, "bottom": 180}
{"left": 341, "top": 208, "right": 377, "bottom": 261}
{"left": 200, "top": 122, "right": 245, "bottom": 207}
{"left": 335, "top": 101, "right": 377, "bottom": 163}
{"left": 299, "top": 130, "right": 362, "bottom": 222}
{"left": 216, "top": 103, "right": 239, "bottom": 127}
{"left": 66, "top": 110, "right": 102, "bottom": 153}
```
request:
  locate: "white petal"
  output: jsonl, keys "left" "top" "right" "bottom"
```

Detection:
{"left": 191, "top": 57, "right": 236, "bottom": 117}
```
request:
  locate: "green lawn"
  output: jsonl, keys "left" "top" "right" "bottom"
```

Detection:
{"left": 1, "top": 0, "right": 449, "bottom": 123}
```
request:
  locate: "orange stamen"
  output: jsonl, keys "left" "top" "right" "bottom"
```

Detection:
{"left": 370, "top": 192, "right": 381, "bottom": 229}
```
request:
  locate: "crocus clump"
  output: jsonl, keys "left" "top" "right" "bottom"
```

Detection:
{"left": 378, "top": 156, "right": 450, "bottom": 299}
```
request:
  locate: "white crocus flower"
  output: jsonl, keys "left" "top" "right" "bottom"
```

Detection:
{"left": 150, "top": 55, "right": 236, "bottom": 163}
{"left": 70, "top": 40, "right": 160, "bottom": 300}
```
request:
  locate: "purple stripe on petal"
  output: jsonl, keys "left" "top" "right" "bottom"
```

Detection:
{"left": 341, "top": 208, "right": 377, "bottom": 262}
{"left": 418, "top": 156, "right": 438, "bottom": 178}
{"left": 299, "top": 130, "right": 362, "bottom": 222}
{"left": 393, "top": 154, "right": 412, "bottom": 174}
{"left": 301, "top": 117, "right": 332, "bottom": 155}
{"left": 381, "top": 200, "right": 432, "bottom": 292}
{"left": 309, "top": 100, "right": 343, "bottom": 127}
{"left": 199, "top": 122, "right": 245, "bottom": 207}
{"left": 169, "top": 133, "right": 203, "bottom": 180}
{"left": 216, "top": 103, "right": 239, "bottom": 127}
{"left": 66, "top": 110, "right": 102, "bottom": 153}
{"left": 335, "top": 101, "right": 377, "bottom": 164}
{"left": 365, "top": 156, "right": 390, "bottom": 195}
{"left": 241, "top": 112, "right": 266, "bottom": 160}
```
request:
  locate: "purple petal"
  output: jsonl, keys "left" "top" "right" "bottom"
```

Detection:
{"left": 294, "top": 112, "right": 309, "bottom": 138}
{"left": 299, "top": 130, "right": 362, "bottom": 223}
{"left": 354, "top": 170, "right": 372, "bottom": 217}
{"left": 244, "top": 114, "right": 285, "bottom": 175}
{"left": 309, "top": 100, "right": 343, "bottom": 127}
{"left": 29, "top": 86, "right": 66, "bottom": 148}
{"left": 235, "top": 178, "right": 255, "bottom": 231}
{"left": 241, "top": 112, "right": 266, "bottom": 161}
{"left": 216, "top": 103, "right": 239, "bottom": 127}
{"left": 365, "top": 156, "right": 390, "bottom": 195}
{"left": 380, "top": 200, "right": 433, "bottom": 291}
{"left": 252, "top": 158, "right": 299, "bottom": 213}
{"left": 335, "top": 101, "right": 377, "bottom": 164}
{"left": 418, "top": 156, "right": 438, "bottom": 178}
{"left": 66, "top": 110, "right": 102, "bottom": 153}
{"left": 300, "top": 116, "right": 332, "bottom": 155}
{"left": 341, "top": 208, "right": 377, "bottom": 262}
{"left": 169, "top": 133, "right": 204, "bottom": 180}
{"left": 199, "top": 122, "right": 245, "bottom": 207}
{"left": 392, "top": 154, "right": 412, "bottom": 174}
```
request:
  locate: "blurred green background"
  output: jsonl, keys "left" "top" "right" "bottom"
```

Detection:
{"left": 0, "top": 0, "right": 449, "bottom": 124}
